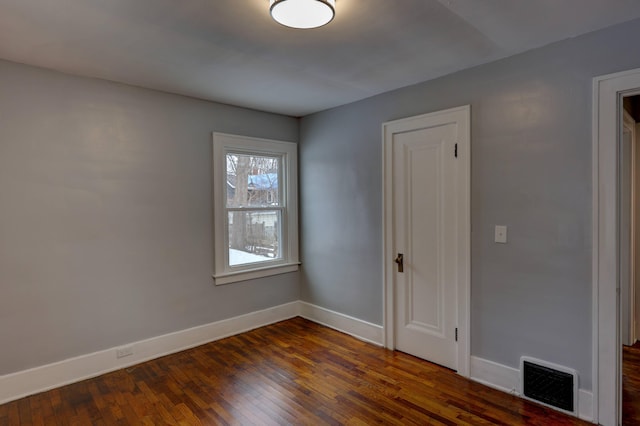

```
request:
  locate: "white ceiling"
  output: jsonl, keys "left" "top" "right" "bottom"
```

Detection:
{"left": 1, "top": 0, "right": 639, "bottom": 116}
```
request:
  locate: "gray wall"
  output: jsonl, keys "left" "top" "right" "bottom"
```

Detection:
{"left": 300, "top": 17, "right": 640, "bottom": 391}
{"left": 0, "top": 60, "right": 299, "bottom": 375}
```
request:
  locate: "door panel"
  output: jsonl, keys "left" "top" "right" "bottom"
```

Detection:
{"left": 393, "top": 121, "right": 458, "bottom": 370}
{"left": 406, "top": 140, "right": 441, "bottom": 329}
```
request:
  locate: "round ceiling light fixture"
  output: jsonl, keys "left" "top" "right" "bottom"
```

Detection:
{"left": 269, "top": 0, "right": 336, "bottom": 29}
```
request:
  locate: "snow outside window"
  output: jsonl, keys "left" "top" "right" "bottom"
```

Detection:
{"left": 212, "top": 133, "right": 299, "bottom": 285}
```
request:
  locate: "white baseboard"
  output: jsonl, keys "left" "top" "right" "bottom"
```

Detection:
{"left": 0, "top": 302, "right": 594, "bottom": 424}
{"left": 470, "top": 355, "right": 520, "bottom": 394}
{"left": 298, "top": 301, "right": 384, "bottom": 346}
{"left": 0, "top": 301, "right": 299, "bottom": 405}
{"left": 469, "top": 356, "right": 594, "bottom": 422}
{"left": 577, "top": 389, "right": 594, "bottom": 423}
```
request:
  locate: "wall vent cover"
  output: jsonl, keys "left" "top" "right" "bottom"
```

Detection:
{"left": 520, "top": 357, "right": 577, "bottom": 414}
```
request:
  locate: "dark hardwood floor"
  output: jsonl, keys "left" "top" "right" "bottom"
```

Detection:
{"left": 624, "top": 341, "right": 640, "bottom": 425}
{"left": 0, "top": 317, "right": 590, "bottom": 425}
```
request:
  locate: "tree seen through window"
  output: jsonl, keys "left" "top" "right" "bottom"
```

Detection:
{"left": 226, "top": 153, "right": 281, "bottom": 265}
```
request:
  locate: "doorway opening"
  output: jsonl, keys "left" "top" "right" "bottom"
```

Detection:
{"left": 621, "top": 94, "right": 640, "bottom": 425}
{"left": 593, "top": 68, "right": 640, "bottom": 426}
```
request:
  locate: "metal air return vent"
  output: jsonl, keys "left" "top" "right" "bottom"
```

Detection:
{"left": 520, "top": 357, "right": 577, "bottom": 415}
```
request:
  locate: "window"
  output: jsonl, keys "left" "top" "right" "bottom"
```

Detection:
{"left": 212, "top": 133, "right": 299, "bottom": 285}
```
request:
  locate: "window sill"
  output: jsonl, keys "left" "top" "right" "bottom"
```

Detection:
{"left": 212, "top": 262, "right": 300, "bottom": 285}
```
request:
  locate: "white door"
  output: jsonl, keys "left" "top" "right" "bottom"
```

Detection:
{"left": 384, "top": 106, "right": 470, "bottom": 373}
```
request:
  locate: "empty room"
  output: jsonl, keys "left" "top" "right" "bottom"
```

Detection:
{"left": 2, "top": 1, "right": 640, "bottom": 425}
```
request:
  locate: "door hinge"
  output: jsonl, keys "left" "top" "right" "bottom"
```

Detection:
{"left": 455, "top": 327, "right": 458, "bottom": 342}
{"left": 454, "top": 143, "right": 458, "bottom": 158}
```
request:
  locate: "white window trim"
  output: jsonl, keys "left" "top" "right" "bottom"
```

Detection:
{"left": 212, "top": 132, "right": 299, "bottom": 285}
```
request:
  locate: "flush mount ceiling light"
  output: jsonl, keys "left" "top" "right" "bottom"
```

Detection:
{"left": 270, "top": 0, "right": 336, "bottom": 29}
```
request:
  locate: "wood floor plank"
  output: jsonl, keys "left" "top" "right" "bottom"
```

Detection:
{"left": 624, "top": 341, "right": 640, "bottom": 425}
{"left": 1, "top": 317, "right": 591, "bottom": 425}
{"left": 5, "top": 399, "right": 20, "bottom": 425}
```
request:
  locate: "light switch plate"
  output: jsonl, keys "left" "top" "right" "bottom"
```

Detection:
{"left": 495, "top": 225, "right": 507, "bottom": 243}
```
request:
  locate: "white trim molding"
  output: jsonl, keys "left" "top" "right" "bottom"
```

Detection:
{"left": 298, "top": 301, "right": 384, "bottom": 346}
{"left": 593, "top": 67, "right": 640, "bottom": 426}
{"left": 470, "top": 356, "right": 594, "bottom": 422}
{"left": 0, "top": 301, "right": 299, "bottom": 405}
{"left": 0, "top": 298, "right": 594, "bottom": 424}
{"left": 382, "top": 105, "right": 471, "bottom": 378}
{"left": 0, "top": 301, "right": 387, "bottom": 405}
{"left": 470, "top": 356, "right": 519, "bottom": 394}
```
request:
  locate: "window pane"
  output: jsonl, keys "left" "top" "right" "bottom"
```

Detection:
{"left": 228, "top": 210, "right": 281, "bottom": 266}
{"left": 226, "top": 153, "right": 281, "bottom": 208}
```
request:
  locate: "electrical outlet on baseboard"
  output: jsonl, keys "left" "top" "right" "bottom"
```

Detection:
{"left": 116, "top": 346, "right": 134, "bottom": 359}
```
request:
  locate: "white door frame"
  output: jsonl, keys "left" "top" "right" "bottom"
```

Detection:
{"left": 382, "top": 105, "right": 471, "bottom": 378}
{"left": 593, "top": 67, "right": 640, "bottom": 426}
